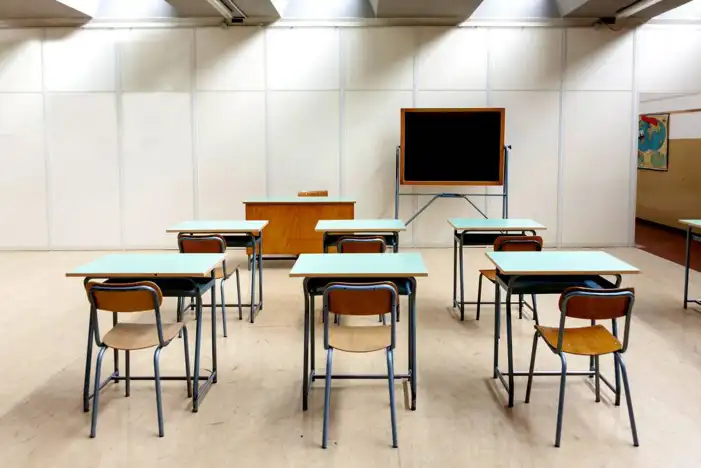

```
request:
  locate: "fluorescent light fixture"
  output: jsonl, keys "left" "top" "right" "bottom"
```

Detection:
{"left": 206, "top": 0, "right": 235, "bottom": 20}
{"left": 615, "top": 0, "right": 665, "bottom": 18}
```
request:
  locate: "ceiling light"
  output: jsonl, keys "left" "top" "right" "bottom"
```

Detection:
{"left": 615, "top": 0, "right": 665, "bottom": 18}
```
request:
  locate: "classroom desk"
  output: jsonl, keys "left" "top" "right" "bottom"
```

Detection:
{"left": 315, "top": 219, "right": 406, "bottom": 253}
{"left": 67, "top": 253, "right": 226, "bottom": 413}
{"left": 244, "top": 197, "right": 355, "bottom": 258}
{"left": 166, "top": 220, "right": 268, "bottom": 323}
{"left": 449, "top": 218, "right": 547, "bottom": 320}
{"left": 485, "top": 251, "right": 640, "bottom": 407}
{"left": 289, "top": 253, "right": 428, "bottom": 411}
{"left": 680, "top": 219, "right": 701, "bottom": 309}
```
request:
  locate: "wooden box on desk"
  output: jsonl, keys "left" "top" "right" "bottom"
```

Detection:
{"left": 244, "top": 197, "right": 355, "bottom": 255}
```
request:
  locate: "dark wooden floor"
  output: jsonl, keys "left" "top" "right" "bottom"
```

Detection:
{"left": 635, "top": 218, "right": 701, "bottom": 271}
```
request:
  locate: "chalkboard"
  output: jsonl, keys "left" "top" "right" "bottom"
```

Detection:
{"left": 400, "top": 108, "right": 505, "bottom": 186}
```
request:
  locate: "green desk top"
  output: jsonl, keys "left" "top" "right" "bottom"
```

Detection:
{"left": 485, "top": 251, "right": 640, "bottom": 276}
{"left": 680, "top": 219, "right": 701, "bottom": 229}
{"left": 66, "top": 253, "right": 226, "bottom": 278}
{"left": 243, "top": 197, "right": 356, "bottom": 204}
{"left": 315, "top": 219, "right": 406, "bottom": 233}
{"left": 290, "top": 253, "right": 428, "bottom": 278}
{"left": 166, "top": 220, "right": 268, "bottom": 234}
{"left": 448, "top": 218, "right": 546, "bottom": 231}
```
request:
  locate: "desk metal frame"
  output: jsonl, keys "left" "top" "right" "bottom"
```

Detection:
{"left": 492, "top": 273, "right": 622, "bottom": 407}
{"left": 683, "top": 224, "right": 701, "bottom": 309}
{"left": 301, "top": 277, "right": 418, "bottom": 411}
{"left": 81, "top": 274, "right": 219, "bottom": 413}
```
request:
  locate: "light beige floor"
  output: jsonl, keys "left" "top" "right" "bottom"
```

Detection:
{"left": 1, "top": 247, "right": 701, "bottom": 467}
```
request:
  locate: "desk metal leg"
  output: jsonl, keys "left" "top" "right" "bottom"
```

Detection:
{"left": 505, "top": 290, "right": 515, "bottom": 408}
{"left": 83, "top": 314, "right": 94, "bottom": 412}
{"left": 211, "top": 284, "right": 218, "bottom": 384}
{"left": 685, "top": 226, "right": 692, "bottom": 309}
{"left": 250, "top": 240, "right": 258, "bottom": 323}
{"left": 493, "top": 285, "right": 501, "bottom": 379}
{"left": 459, "top": 235, "right": 465, "bottom": 320}
{"left": 310, "top": 294, "right": 316, "bottom": 375}
{"left": 303, "top": 288, "right": 310, "bottom": 411}
{"left": 192, "top": 293, "right": 203, "bottom": 412}
{"left": 409, "top": 279, "right": 417, "bottom": 411}
{"left": 393, "top": 233, "right": 399, "bottom": 253}
{"left": 258, "top": 234, "right": 263, "bottom": 311}
{"left": 452, "top": 233, "right": 457, "bottom": 308}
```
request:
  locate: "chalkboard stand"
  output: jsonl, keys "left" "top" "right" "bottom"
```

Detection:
{"left": 393, "top": 145, "right": 511, "bottom": 225}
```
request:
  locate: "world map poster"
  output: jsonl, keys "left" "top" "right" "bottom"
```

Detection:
{"left": 638, "top": 113, "right": 670, "bottom": 171}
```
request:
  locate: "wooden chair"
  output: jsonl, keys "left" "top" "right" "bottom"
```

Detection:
{"left": 298, "top": 190, "right": 328, "bottom": 197}
{"left": 178, "top": 234, "right": 242, "bottom": 337}
{"left": 525, "top": 287, "right": 639, "bottom": 448}
{"left": 321, "top": 282, "right": 399, "bottom": 449}
{"left": 85, "top": 281, "right": 191, "bottom": 438}
{"left": 337, "top": 236, "right": 393, "bottom": 323}
{"left": 476, "top": 235, "right": 543, "bottom": 322}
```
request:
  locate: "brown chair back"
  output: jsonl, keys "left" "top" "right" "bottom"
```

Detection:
{"left": 327, "top": 281, "right": 398, "bottom": 317}
{"left": 86, "top": 281, "right": 163, "bottom": 313}
{"left": 337, "top": 236, "right": 386, "bottom": 254}
{"left": 298, "top": 190, "right": 328, "bottom": 197}
{"left": 178, "top": 234, "right": 226, "bottom": 254}
{"left": 560, "top": 287, "right": 635, "bottom": 321}
{"left": 494, "top": 235, "right": 543, "bottom": 252}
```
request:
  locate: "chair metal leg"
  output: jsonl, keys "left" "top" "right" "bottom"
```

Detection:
{"left": 616, "top": 353, "right": 639, "bottom": 446}
{"left": 220, "top": 277, "right": 228, "bottom": 338}
{"left": 452, "top": 234, "right": 457, "bottom": 307}
{"left": 594, "top": 355, "right": 601, "bottom": 403}
{"left": 525, "top": 332, "right": 539, "bottom": 403}
{"left": 386, "top": 347, "right": 398, "bottom": 448}
{"left": 614, "top": 350, "right": 622, "bottom": 406}
{"left": 554, "top": 354, "right": 568, "bottom": 448}
{"left": 125, "top": 351, "right": 131, "bottom": 397}
{"left": 83, "top": 316, "right": 94, "bottom": 413}
{"left": 518, "top": 294, "right": 524, "bottom": 320}
{"left": 177, "top": 297, "right": 183, "bottom": 338}
{"left": 183, "top": 326, "right": 192, "bottom": 398}
{"left": 90, "top": 346, "right": 108, "bottom": 438}
{"left": 476, "top": 274, "right": 483, "bottom": 321}
{"left": 531, "top": 294, "right": 539, "bottom": 325}
{"left": 322, "top": 348, "right": 334, "bottom": 449}
{"left": 154, "top": 346, "right": 164, "bottom": 438}
{"left": 235, "top": 268, "right": 243, "bottom": 321}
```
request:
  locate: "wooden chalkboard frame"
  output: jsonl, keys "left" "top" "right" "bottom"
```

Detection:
{"left": 399, "top": 108, "right": 506, "bottom": 186}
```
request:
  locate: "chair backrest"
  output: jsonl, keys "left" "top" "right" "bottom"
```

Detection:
{"left": 178, "top": 234, "right": 226, "bottom": 254}
{"left": 322, "top": 282, "right": 399, "bottom": 349}
{"left": 494, "top": 235, "right": 543, "bottom": 252}
{"left": 85, "top": 281, "right": 168, "bottom": 347}
{"left": 298, "top": 190, "right": 328, "bottom": 197}
{"left": 337, "top": 236, "right": 386, "bottom": 254}
{"left": 86, "top": 281, "right": 163, "bottom": 312}
{"left": 557, "top": 287, "right": 635, "bottom": 352}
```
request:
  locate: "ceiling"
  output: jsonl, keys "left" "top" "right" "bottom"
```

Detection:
{"left": 0, "top": 0, "right": 696, "bottom": 22}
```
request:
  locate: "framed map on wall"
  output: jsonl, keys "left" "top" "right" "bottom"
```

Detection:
{"left": 638, "top": 113, "right": 670, "bottom": 171}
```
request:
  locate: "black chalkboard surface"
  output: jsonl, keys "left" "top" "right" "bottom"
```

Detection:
{"left": 400, "top": 108, "right": 505, "bottom": 186}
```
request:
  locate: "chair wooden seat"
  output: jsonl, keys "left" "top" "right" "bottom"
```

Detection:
{"left": 103, "top": 321, "right": 187, "bottom": 351}
{"left": 479, "top": 269, "right": 497, "bottom": 282}
{"left": 536, "top": 324, "right": 622, "bottom": 356}
{"left": 329, "top": 325, "right": 391, "bottom": 353}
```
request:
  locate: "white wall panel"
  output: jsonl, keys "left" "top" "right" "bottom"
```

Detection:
{"left": 119, "top": 29, "right": 192, "bottom": 92}
{"left": 343, "top": 90, "right": 412, "bottom": 215}
{"left": 44, "top": 29, "right": 116, "bottom": 92}
{"left": 565, "top": 29, "right": 634, "bottom": 91}
{"left": 489, "top": 28, "right": 562, "bottom": 91}
{"left": 0, "top": 29, "right": 42, "bottom": 92}
{"left": 638, "top": 27, "right": 701, "bottom": 93}
{"left": 416, "top": 27, "right": 488, "bottom": 90}
{"left": 47, "top": 94, "right": 120, "bottom": 248}
{"left": 122, "top": 93, "right": 193, "bottom": 248}
{"left": 0, "top": 94, "right": 47, "bottom": 248}
{"left": 267, "top": 28, "right": 340, "bottom": 90}
{"left": 413, "top": 91, "right": 490, "bottom": 246}
{"left": 196, "top": 92, "right": 267, "bottom": 219}
{"left": 195, "top": 27, "right": 265, "bottom": 91}
{"left": 491, "top": 91, "right": 560, "bottom": 245}
{"left": 561, "top": 91, "right": 633, "bottom": 246}
{"left": 343, "top": 28, "right": 415, "bottom": 90}
{"left": 268, "top": 91, "right": 340, "bottom": 196}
